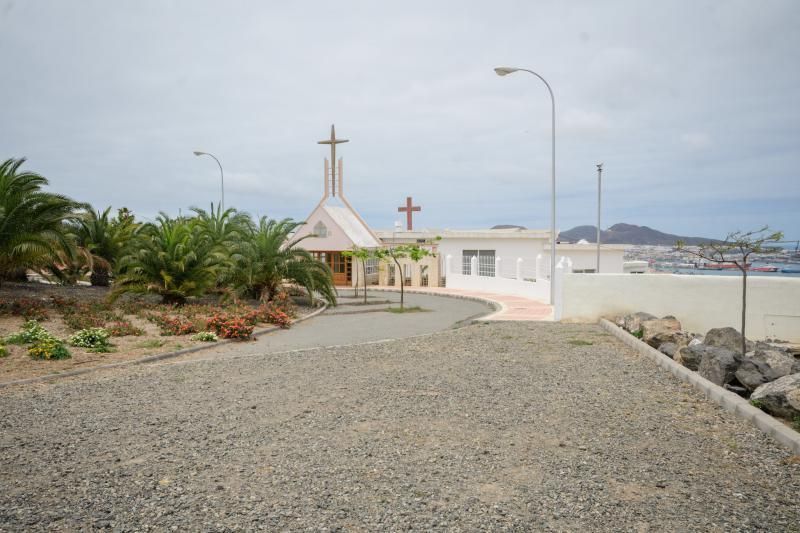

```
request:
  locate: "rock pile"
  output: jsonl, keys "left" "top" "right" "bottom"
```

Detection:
{"left": 615, "top": 313, "right": 800, "bottom": 421}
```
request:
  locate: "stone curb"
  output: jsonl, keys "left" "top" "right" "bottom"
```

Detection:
{"left": 0, "top": 303, "right": 328, "bottom": 390}
{"left": 600, "top": 318, "right": 800, "bottom": 454}
{"left": 365, "top": 287, "right": 504, "bottom": 320}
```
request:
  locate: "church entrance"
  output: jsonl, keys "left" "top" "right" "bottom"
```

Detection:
{"left": 313, "top": 251, "right": 352, "bottom": 286}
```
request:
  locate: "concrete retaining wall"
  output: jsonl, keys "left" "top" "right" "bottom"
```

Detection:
{"left": 560, "top": 274, "right": 800, "bottom": 342}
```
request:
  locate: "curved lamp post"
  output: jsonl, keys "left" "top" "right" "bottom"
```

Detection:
{"left": 494, "top": 66, "right": 556, "bottom": 305}
{"left": 193, "top": 151, "right": 225, "bottom": 211}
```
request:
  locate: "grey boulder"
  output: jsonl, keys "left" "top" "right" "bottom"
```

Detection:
{"left": 704, "top": 327, "right": 754, "bottom": 354}
{"left": 658, "top": 342, "right": 679, "bottom": 359}
{"left": 735, "top": 345, "right": 800, "bottom": 391}
{"left": 750, "top": 373, "right": 800, "bottom": 418}
{"left": 696, "top": 345, "right": 743, "bottom": 386}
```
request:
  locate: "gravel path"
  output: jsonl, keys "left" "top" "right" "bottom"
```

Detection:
{"left": 1, "top": 322, "right": 798, "bottom": 531}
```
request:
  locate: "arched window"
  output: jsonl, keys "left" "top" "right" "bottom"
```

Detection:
{"left": 313, "top": 221, "right": 328, "bottom": 238}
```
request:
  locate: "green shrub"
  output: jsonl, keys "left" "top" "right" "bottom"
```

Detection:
{"left": 4, "top": 321, "right": 54, "bottom": 345}
{"left": 631, "top": 329, "right": 644, "bottom": 339}
{"left": 28, "top": 337, "right": 71, "bottom": 360}
{"left": 750, "top": 399, "right": 765, "bottom": 410}
{"left": 191, "top": 331, "right": 218, "bottom": 342}
{"left": 568, "top": 339, "right": 593, "bottom": 346}
{"left": 68, "top": 327, "right": 112, "bottom": 351}
{"left": 0, "top": 344, "right": 7, "bottom": 358}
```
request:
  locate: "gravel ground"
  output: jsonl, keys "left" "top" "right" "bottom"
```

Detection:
{"left": 1, "top": 321, "right": 798, "bottom": 531}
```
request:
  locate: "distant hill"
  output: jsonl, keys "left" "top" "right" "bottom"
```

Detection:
{"left": 491, "top": 224, "right": 527, "bottom": 230}
{"left": 559, "top": 223, "right": 721, "bottom": 246}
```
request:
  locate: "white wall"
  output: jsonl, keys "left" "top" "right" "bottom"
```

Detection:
{"left": 438, "top": 237, "right": 547, "bottom": 279}
{"left": 445, "top": 271, "right": 550, "bottom": 303}
{"left": 558, "top": 273, "right": 800, "bottom": 342}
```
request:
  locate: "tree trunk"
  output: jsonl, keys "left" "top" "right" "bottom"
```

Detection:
{"left": 90, "top": 267, "right": 111, "bottom": 287}
{"left": 362, "top": 260, "right": 368, "bottom": 304}
{"left": 393, "top": 256, "right": 404, "bottom": 309}
{"left": 741, "top": 267, "right": 748, "bottom": 356}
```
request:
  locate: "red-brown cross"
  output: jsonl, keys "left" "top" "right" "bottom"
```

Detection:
{"left": 397, "top": 196, "right": 421, "bottom": 231}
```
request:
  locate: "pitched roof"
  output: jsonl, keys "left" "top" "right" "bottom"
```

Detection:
{"left": 322, "top": 205, "right": 381, "bottom": 248}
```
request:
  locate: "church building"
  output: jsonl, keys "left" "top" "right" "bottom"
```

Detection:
{"left": 294, "top": 125, "right": 625, "bottom": 295}
{"left": 291, "top": 126, "right": 382, "bottom": 286}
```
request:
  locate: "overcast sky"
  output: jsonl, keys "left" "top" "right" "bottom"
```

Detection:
{"left": 2, "top": 1, "right": 798, "bottom": 239}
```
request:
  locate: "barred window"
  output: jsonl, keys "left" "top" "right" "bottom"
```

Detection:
{"left": 462, "top": 250, "right": 477, "bottom": 274}
{"left": 462, "top": 250, "right": 495, "bottom": 276}
{"left": 365, "top": 258, "right": 379, "bottom": 275}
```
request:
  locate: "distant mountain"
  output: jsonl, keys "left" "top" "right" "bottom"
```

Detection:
{"left": 491, "top": 224, "right": 527, "bottom": 230}
{"left": 559, "top": 223, "right": 721, "bottom": 246}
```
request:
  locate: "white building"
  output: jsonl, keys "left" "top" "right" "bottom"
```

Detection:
{"left": 295, "top": 125, "right": 626, "bottom": 297}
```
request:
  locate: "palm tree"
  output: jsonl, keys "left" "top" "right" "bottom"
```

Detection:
{"left": 226, "top": 216, "right": 336, "bottom": 305}
{"left": 190, "top": 203, "right": 250, "bottom": 248}
{"left": 0, "top": 158, "right": 81, "bottom": 284}
{"left": 70, "top": 206, "right": 136, "bottom": 286}
{"left": 112, "top": 214, "right": 227, "bottom": 304}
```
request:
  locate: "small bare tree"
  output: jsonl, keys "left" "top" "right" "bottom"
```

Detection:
{"left": 676, "top": 226, "right": 783, "bottom": 355}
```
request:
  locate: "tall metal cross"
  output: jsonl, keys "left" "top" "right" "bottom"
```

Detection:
{"left": 397, "top": 196, "right": 421, "bottom": 231}
{"left": 317, "top": 124, "right": 349, "bottom": 196}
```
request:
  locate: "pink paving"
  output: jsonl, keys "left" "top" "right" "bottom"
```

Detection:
{"left": 372, "top": 286, "right": 553, "bottom": 321}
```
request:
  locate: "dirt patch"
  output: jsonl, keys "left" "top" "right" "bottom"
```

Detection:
{"left": 0, "top": 281, "right": 313, "bottom": 383}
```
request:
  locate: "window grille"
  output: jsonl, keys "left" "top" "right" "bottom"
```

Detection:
{"left": 420, "top": 265, "right": 429, "bottom": 287}
{"left": 365, "top": 258, "right": 379, "bottom": 275}
{"left": 388, "top": 265, "right": 395, "bottom": 286}
{"left": 403, "top": 263, "right": 412, "bottom": 285}
{"left": 462, "top": 250, "right": 495, "bottom": 276}
{"left": 462, "top": 250, "right": 477, "bottom": 274}
{"left": 478, "top": 250, "right": 496, "bottom": 277}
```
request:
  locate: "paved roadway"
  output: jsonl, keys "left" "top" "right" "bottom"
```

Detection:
{"left": 171, "top": 290, "right": 493, "bottom": 362}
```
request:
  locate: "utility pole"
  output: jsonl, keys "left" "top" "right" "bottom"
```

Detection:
{"left": 596, "top": 163, "right": 603, "bottom": 273}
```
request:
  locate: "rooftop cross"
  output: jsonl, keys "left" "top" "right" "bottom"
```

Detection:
{"left": 317, "top": 124, "right": 349, "bottom": 197}
{"left": 397, "top": 196, "right": 421, "bottom": 231}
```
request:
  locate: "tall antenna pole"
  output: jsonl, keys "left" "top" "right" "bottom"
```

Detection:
{"left": 596, "top": 163, "right": 603, "bottom": 273}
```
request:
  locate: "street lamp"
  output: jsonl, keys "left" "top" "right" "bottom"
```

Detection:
{"left": 494, "top": 66, "right": 556, "bottom": 304}
{"left": 596, "top": 163, "right": 603, "bottom": 273}
{"left": 193, "top": 151, "right": 225, "bottom": 211}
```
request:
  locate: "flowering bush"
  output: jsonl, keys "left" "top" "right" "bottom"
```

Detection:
{"left": 49, "top": 295, "right": 77, "bottom": 311}
{"left": 60, "top": 301, "right": 120, "bottom": 331}
{"left": 4, "top": 321, "right": 54, "bottom": 345}
{"left": 62, "top": 312, "right": 107, "bottom": 331}
{"left": 271, "top": 291, "right": 297, "bottom": 318}
{"left": 205, "top": 313, "right": 253, "bottom": 340}
{"left": 69, "top": 328, "right": 112, "bottom": 351}
{"left": 28, "top": 337, "right": 71, "bottom": 360}
{"left": 265, "top": 309, "right": 291, "bottom": 328}
{"left": 191, "top": 331, "right": 218, "bottom": 342}
{"left": 107, "top": 320, "right": 145, "bottom": 337}
{"left": 0, "top": 298, "right": 49, "bottom": 321}
{"left": 147, "top": 312, "right": 197, "bottom": 336}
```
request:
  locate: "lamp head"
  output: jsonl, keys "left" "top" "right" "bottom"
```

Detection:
{"left": 494, "top": 67, "right": 519, "bottom": 76}
{"left": 193, "top": 151, "right": 205, "bottom": 156}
